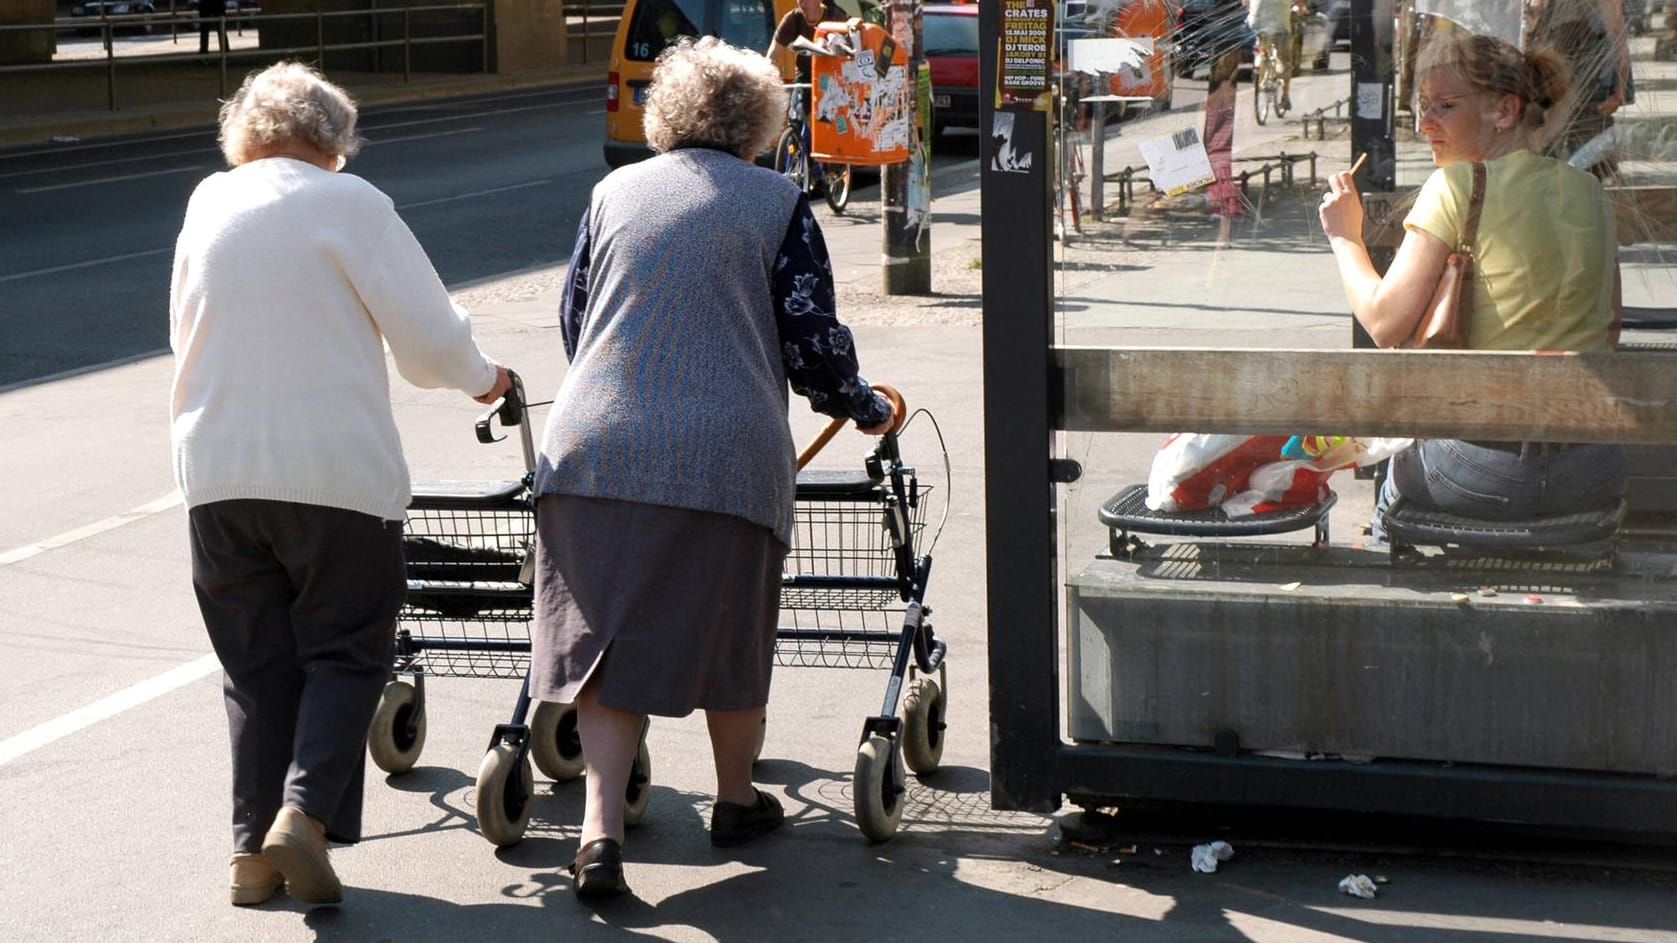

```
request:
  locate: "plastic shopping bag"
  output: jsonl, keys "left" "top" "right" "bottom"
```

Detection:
{"left": 1145, "top": 433, "right": 1294, "bottom": 512}
{"left": 1220, "top": 435, "right": 1414, "bottom": 517}
{"left": 1147, "top": 433, "right": 1413, "bottom": 518}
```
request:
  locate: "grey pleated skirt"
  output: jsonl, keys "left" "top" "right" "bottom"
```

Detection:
{"left": 528, "top": 493, "right": 787, "bottom": 716}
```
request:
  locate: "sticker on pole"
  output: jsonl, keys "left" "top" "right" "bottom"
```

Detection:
{"left": 1136, "top": 126, "right": 1213, "bottom": 196}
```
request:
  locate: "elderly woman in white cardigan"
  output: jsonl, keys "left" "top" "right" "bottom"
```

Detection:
{"left": 170, "top": 60, "right": 508, "bottom": 908}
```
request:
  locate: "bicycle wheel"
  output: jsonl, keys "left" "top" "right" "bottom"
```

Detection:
{"left": 1254, "top": 68, "right": 1272, "bottom": 125}
{"left": 823, "top": 164, "right": 852, "bottom": 213}
{"left": 775, "top": 126, "right": 808, "bottom": 194}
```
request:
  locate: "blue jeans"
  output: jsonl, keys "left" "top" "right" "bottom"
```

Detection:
{"left": 1371, "top": 438, "right": 1627, "bottom": 542}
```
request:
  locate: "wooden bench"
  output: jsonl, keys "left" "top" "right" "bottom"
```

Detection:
{"left": 1082, "top": 347, "right": 1677, "bottom": 561}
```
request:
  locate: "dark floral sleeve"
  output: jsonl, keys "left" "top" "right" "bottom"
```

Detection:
{"left": 558, "top": 207, "right": 591, "bottom": 361}
{"left": 773, "top": 197, "right": 892, "bottom": 426}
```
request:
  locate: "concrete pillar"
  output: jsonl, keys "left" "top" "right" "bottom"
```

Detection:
{"left": 0, "top": 0, "right": 56, "bottom": 65}
{"left": 491, "top": 0, "right": 567, "bottom": 73}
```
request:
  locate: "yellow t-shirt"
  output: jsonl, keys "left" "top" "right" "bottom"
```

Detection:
{"left": 1404, "top": 148, "right": 1616, "bottom": 351}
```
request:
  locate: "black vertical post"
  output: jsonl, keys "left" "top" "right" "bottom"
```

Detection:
{"left": 1348, "top": 0, "right": 1394, "bottom": 348}
{"left": 883, "top": 0, "right": 932, "bottom": 294}
{"left": 980, "top": 0, "right": 1062, "bottom": 813}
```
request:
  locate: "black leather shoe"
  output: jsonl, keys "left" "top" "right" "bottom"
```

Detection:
{"left": 569, "top": 837, "right": 629, "bottom": 900}
{"left": 710, "top": 789, "right": 785, "bottom": 848}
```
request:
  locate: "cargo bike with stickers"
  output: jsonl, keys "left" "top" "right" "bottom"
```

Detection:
{"left": 780, "top": 385, "right": 952, "bottom": 843}
{"left": 363, "top": 371, "right": 652, "bottom": 847}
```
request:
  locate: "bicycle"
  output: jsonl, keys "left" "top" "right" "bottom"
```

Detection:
{"left": 775, "top": 84, "right": 853, "bottom": 213}
{"left": 1252, "top": 31, "right": 1291, "bottom": 125}
{"left": 1052, "top": 88, "right": 1086, "bottom": 241}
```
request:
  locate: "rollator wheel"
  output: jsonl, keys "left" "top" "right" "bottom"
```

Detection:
{"left": 367, "top": 680, "right": 426, "bottom": 774}
{"left": 853, "top": 733, "right": 905, "bottom": 843}
{"left": 475, "top": 741, "right": 534, "bottom": 847}
{"left": 900, "top": 677, "right": 946, "bottom": 775}
{"left": 529, "top": 700, "right": 585, "bottom": 782}
{"left": 624, "top": 736, "right": 653, "bottom": 828}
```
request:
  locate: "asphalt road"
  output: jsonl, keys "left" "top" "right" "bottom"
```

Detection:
{"left": 0, "top": 84, "right": 608, "bottom": 387}
{"left": 0, "top": 87, "right": 995, "bottom": 390}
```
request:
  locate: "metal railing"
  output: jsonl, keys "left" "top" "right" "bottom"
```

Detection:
{"left": 561, "top": 0, "right": 624, "bottom": 63}
{"left": 0, "top": 4, "right": 490, "bottom": 112}
{"left": 1098, "top": 150, "right": 1320, "bottom": 218}
{"left": 1300, "top": 95, "right": 1350, "bottom": 140}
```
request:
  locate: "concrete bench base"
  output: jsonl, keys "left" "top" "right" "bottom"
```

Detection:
{"left": 1067, "top": 544, "right": 1677, "bottom": 776}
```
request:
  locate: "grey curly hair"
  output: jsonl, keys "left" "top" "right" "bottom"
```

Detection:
{"left": 219, "top": 61, "right": 363, "bottom": 167}
{"left": 643, "top": 37, "right": 787, "bottom": 158}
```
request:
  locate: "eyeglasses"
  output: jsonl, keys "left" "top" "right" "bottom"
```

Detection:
{"left": 1415, "top": 94, "right": 1477, "bottom": 120}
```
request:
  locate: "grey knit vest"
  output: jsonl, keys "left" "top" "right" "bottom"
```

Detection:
{"left": 535, "top": 148, "right": 803, "bottom": 546}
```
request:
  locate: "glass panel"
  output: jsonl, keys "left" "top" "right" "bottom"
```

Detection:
{"left": 1050, "top": 0, "right": 1675, "bottom": 756}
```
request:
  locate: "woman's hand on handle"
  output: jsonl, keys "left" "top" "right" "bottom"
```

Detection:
{"left": 473, "top": 364, "right": 512, "bottom": 405}
{"left": 856, "top": 383, "right": 905, "bottom": 436}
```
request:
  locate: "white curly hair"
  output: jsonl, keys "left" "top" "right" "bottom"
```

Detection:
{"left": 643, "top": 36, "right": 786, "bottom": 159}
{"left": 218, "top": 61, "right": 362, "bottom": 167}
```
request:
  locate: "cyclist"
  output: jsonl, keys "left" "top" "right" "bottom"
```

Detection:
{"left": 766, "top": 0, "right": 846, "bottom": 185}
{"left": 1247, "top": 0, "right": 1297, "bottom": 112}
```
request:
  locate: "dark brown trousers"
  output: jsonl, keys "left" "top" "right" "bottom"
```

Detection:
{"left": 189, "top": 499, "right": 404, "bottom": 853}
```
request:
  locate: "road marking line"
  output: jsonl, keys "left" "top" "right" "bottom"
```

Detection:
{"left": 0, "top": 653, "right": 220, "bottom": 768}
{"left": 0, "top": 492, "right": 182, "bottom": 567}
{"left": 399, "top": 179, "right": 551, "bottom": 210}
{"left": 16, "top": 164, "right": 209, "bottom": 194}
{"left": 364, "top": 99, "right": 580, "bottom": 133}
{"left": 0, "top": 246, "right": 171, "bottom": 284}
{"left": 367, "top": 127, "right": 483, "bottom": 147}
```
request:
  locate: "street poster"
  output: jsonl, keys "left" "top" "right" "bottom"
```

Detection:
{"left": 997, "top": 0, "right": 1051, "bottom": 111}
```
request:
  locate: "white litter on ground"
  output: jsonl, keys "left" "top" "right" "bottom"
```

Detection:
{"left": 1338, "top": 874, "right": 1379, "bottom": 899}
{"left": 1190, "top": 841, "right": 1234, "bottom": 873}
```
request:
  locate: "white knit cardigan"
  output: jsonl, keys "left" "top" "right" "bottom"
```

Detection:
{"left": 169, "top": 157, "right": 496, "bottom": 521}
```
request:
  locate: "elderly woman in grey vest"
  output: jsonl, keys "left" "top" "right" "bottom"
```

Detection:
{"left": 531, "top": 36, "right": 896, "bottom": 900}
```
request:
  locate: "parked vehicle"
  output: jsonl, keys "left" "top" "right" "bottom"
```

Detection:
{"left": 1319, "top": 0, "right": 1350, "bottom": 51}
{"left": 924, "top": 2, "right": 979, "bottom": 137}
{"left": 603, "top": 0, "right": 799, "bottom": 167}
{"left": 1172, "top": 0, "right": 1252, "bottom": 79}
{"left": 69, "top": 0, "right": 157, "bottom": 34}
{"left": 1625, "top": 0, "right": 1649, "bottom": 36}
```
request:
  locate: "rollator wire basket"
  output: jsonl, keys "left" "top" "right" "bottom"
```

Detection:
{"left": 777, "top": 469, "right": 933, "bottom": 669}
{"left": 776, "top": 407, "right": 949, "bottom": 671}
{"left": 395, "top": 383, "right": 537, "bottom": 681}
{"left": 775, "top": 398, "right": 956, "bottom": 844}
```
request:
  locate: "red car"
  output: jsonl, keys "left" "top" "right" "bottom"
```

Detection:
{"left": 923, "top": 3, "right": 979, "bottom": 138}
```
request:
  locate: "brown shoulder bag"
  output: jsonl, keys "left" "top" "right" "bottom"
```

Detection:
{"left": 1406, "top": 161, "right": 1486, "bottom": 349}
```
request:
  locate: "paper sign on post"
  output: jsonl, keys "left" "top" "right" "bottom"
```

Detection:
{"left": 1137, "top": 126, "right": 1214, "bottom": 196}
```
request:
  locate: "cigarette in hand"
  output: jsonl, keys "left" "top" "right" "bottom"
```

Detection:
{"left": 1349, "top": 152, "right": 1368, "bottom": 176}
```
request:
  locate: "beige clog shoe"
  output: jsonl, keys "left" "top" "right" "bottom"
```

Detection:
{"left": 260, "top": 806, "right": 342, "bottom": 905}
{"left": 229, "top": 852, "right": 283, "bottom": 906}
